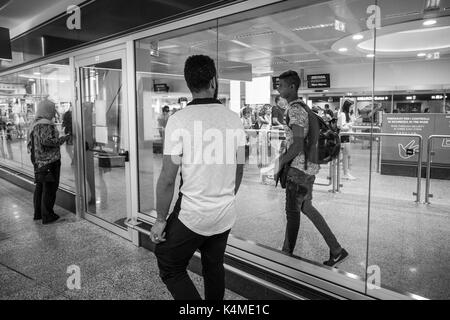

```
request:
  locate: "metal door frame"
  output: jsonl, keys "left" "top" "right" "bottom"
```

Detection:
{"left": 73, "top": 44, "right": 133, "bottom": 240}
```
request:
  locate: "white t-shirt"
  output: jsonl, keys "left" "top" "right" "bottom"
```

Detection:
{"left": 164, "top": 101, "right": 246, "bottom": 236}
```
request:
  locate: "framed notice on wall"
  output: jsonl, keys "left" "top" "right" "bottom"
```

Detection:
{"left": 307, "top": 74, "right": 330, "bottom": 89}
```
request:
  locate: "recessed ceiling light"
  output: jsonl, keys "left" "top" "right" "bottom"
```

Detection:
{"left": 33, "top": 72, "right": 41, "bottom": 75}
{"left": 417, "top": 52, "right": 426, "bottom": 57}
{"left": 366, "top": 54, "right": 375, "bottom": 58}
{"left": 338, "top": 47, "right": 348, "bottom": 52}
{"left": 28, "top": 78, "right": 35, "bottom": 82}
{"left": 423, "top": 19, "right": 436, "bottom": 26}
{"left": 353, "top": 34, "right": 364, "bottom": 40}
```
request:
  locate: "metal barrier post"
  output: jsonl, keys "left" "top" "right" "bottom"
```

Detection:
{"left": 329, "top": 159, "right": 336, "bottom": 193}
{"left": 425, "top": 137, "right": 433, "bottom": 204}
{"left": 339, "top": 132, "right": 422, "bottom": 202}
{"left": 415, "top": 136, "right": 422, "bottom": 203}
{"left": 336, "top": 148, "right": 341, "bottom": 192}
{"left": 376, "top": 137, "right": 381, "bottom": 173}
{"left": 424, "top": 135, "right": 450, "bottom": 204}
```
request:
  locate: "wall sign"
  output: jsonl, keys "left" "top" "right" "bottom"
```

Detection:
{"left": 307, "top": 74, "right": 330, "bottom": 89}
{"left": 153, "top": 83, "right": 169, "bottom": 92}
{"left": 381, "top": 114, "right": 450, "bottom": 178}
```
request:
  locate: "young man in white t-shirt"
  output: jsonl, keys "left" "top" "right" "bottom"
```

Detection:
{"left": 151, "top": 55, "right": 246, "bottom": 300}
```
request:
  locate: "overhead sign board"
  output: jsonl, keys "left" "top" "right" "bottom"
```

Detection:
{"left": 0, "top": 27, "right": 12, "bottom": 61}
{"left": 307, "top": 74, "right": 330, "bottom": 89}
{"left": 153, "top": 83, "right": 169, "bottom": 92}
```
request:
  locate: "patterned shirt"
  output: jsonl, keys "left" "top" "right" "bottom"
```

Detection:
{"left": 284, "top": 99, "right": 320, "bottom": 176}
{"left": 28, "top": 123, "right": 67, "bottom": 169}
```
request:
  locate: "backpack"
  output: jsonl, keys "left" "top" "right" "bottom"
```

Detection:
{"left": 287, "top": 101, "right": 341, "bottom": 169}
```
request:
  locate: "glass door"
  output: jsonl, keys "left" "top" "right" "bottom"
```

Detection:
{"left": 75, "top": 48, "right": 131, "bottom": 239}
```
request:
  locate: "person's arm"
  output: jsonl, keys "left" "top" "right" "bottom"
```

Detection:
{"left": 235, "top": 146, "right": 245, "bottom": 194}
{"left": 278, "top": 124, "right": 303, "bottom": 168}
{"left": 272, "top": 108, "right": 282, "bottom": 126}
{"left": 151, "top": 154, "right": 181, "bottom": 243}
{"left": 274, "top": 107, "right": 306, "bottom": 177}
{"left": 39, "top": 125, "right": 69, "bottom": 147}
{"left": 151, "top": 116, "right": 182, "bottom": 243}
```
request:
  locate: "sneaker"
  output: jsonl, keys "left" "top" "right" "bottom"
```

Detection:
{"left": 324, "top": 248, "right": 349, "bottom": 267}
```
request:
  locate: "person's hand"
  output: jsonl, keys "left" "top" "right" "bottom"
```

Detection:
{"left": 150, "top": 219, "right": 167, "bottom": 244}
{"left": 273, "top": 159, "right": 282, "bottom": 182}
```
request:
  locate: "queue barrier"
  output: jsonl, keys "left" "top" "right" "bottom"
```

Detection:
{"left": 351, "top": 126, "right": 382, "bottom": 173}
{"left": 339, "top": 132, "right": 423, "bottom": 203}
{"left": 425, "top": 135, "right": 450, "bottom": 204}
{"left": 245, "top": 128, "right": 335, "bottom": 188}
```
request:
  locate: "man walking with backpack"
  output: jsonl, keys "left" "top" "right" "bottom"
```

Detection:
{"left": 274, "top": 70, "right": 348, "bottom": 267}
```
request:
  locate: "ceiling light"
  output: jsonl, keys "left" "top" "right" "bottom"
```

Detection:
{"left": 366, "top": 54, "right": 375, "bottom": 58}
{"left": 353, "top": 34, "right": 364, "bottom": 40}
{"left": 33, "top": 72, "right": 41, "bottom": 75}
{"left": 417, "top": 52, "right": 427, "bottom": 57}
{"left": 338, "top": 47, "right": 348, "bottom": 52}
{"left": 28, "top": 79, "right": 35, "bottom": 82}
{"left": 230, "top": 39, "right": 252, "bottom": 48}
{"left": 423, "top": 19, "right": 437, "bottom": 26}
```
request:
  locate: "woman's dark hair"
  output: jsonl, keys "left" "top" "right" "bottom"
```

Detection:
{"left": 342, "top": 100, "right": 352, "bottom": 123}
{"left": 184, "top": 55, "right": 217, "bottom": 93}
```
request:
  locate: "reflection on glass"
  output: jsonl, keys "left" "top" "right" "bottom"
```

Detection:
{"left": 135, "top": 21, "right": 218, "bottom": 214}
{"left": 0, "top": 60, "right": 75, "bottom": 191}
{"left": 80, "top": 59, "right": 128, "bottom": 228}
{"left": 132, "top": 0, "right": 450, "bottom": 299}
{"left": 368, "top": 0, "right": 450, "bottom": 300}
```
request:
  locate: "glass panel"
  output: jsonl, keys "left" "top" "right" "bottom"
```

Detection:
{"left": 135, "top": 21, "right": 218, "bottom": 215}
{"left": 216, "top": 0, "right": 377, "bottom": 292}
{"left": 37, "top": 60, "right": 75, "bottom": 190}
{"left": 0, "top": 59, "right": 75, "bottom": 191}
{"left": 80, "top": 58, "right": 128, "bottom": 227}
{"left": 0, "top": 71, "right": 23, "bottom": 167}
{"left": 369, "top": 0, "right": 450, "bottom": 299}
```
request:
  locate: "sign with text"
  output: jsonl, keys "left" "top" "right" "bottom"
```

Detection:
{"left": 381, "top": 114, "right": 450, "bottom": 165}
{"left": 153, "top": 83, "right": 169, "bottom": 92}
{"left": 307, "top": 74, "right": 330, "bottom": 89}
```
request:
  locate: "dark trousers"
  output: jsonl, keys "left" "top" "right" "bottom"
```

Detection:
{"left": 33, "top": 161, "right": 61, "bottom": 222}
{"left": 154, "top": 211, "right": 230, "bottom": 300}
{"left": 282, "top": 168, "right": 341, "bottom": 255}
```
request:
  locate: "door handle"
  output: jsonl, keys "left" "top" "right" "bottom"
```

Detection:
{"left": 119, "top": 150, "right": 129, "bottom": 162}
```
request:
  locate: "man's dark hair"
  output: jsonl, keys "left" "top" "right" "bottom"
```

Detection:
{"left": 279, "top": 70, "right": 301, "bottom": 91}
{"left": 184, "top": 55, "right": 217, "bottom": 93}
{"left": 162, "top": 105, "right": 170, "bottom": 113}
{"left": 325, "top": 104, "right": 330, "bottom": 109}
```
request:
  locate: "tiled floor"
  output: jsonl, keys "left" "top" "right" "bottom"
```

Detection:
{"left": 0, "top": 179, "right": 245, "bottom": 300}
{"left": 2, "top": 140, "right": 450, "bottom": 300}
